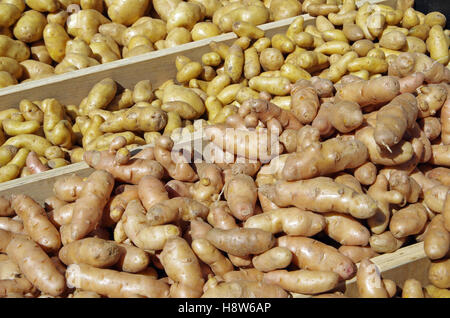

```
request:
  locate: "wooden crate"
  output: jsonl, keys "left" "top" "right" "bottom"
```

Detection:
{"left": 0, "top": 0, "right": 430, "bottom": 298}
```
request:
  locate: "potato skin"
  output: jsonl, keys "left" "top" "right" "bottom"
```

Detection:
{"left": 11, "top": 194, "right": 61, "bottom": 253}
{"left": 402, "top": 279, "right": 424, "bottom": 298}
{"left": 252, "top": 247, "right": 292, "bottom": 272}
{"left": 160, "top": 237, "right": 204, "bottom": 297}
{"left": 423, "top": 214, "right": 450, "bottom": 260}
{"left": 324, "top": 212, "right": 370, "bottom": 246}
{"left": 263, "top": 269, "right": 339, "bottom": 295}
{"left": 58, "top": 238, "right": 121, "bottom": 268}
{"left": 13, "top": 10, "right": 47, "bottom": 43}
{"left": 201, "top": 280, "right": 289, "bottom": 298}
{"left": 6, "top": 235, "right": 66, "bottom": 297}
{"left": 278, "top": 235, "right": 356, "bottom": 280}
{"left": 389, "top": 203, "right": 428, "bottom": 238}
{"left": 338, "top": 246, "right": 379, "bottom": 264}
{"left": 66, "top": 263, "right": 169, "bottom": 298}
{"left": 206, "top": 228, "right": 275, "bottom": 257}
{"left": 244, "top": 207, "right": 325, "bottom": 237}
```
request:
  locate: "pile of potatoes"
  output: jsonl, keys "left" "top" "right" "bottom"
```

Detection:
{"left": 1, "top": 0, "right": 450, "bottom": 184}
{"left": 0, "top": 0, "right": 449, "bottom": 298}
{"left": 0, "top": 0, "right": 321, "bottom": 87}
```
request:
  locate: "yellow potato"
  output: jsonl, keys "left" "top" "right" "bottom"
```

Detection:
{"left": 67, "top": 9, "right": 111, "bottom": 44}
{"left": 259, "top": 47, "right": 284, "bottom": 71}
{"left": 269, "top": 0, "right": 302, "bottom": 21}
{"left": 191, "top": 22, "right": 221, "bottom": 41}
{"left": 25, "top": 0, "right": 59, "bottom": 12}
{"left": 0, "top": 57, "right": 22, "bottom": 79}
{"left": 408, "top": 24, "right": 430, "bottom": 41}
{"left": 122, "top": 17, "right": 167, "bottom": 45}
{"left": 405, "top": 36, "right": 426, "bottom": 54}
{"left": 224, "top": 44, "right": 244, "bottom": 83}
{"left": 81, "top": 0, "right": 103, "bottom": 11}
{"left": 316, "top": 16, "right": 335, "bottom": 33}
{"left": 321, "top": 30, "right": 348, "bottom": 43}
{"left": 13, "top": 10, "right": 47, "bottom": 43}
{"left": 248, "top": 76, "right": 291, "bottom": 96}
{"left": 167, "top": 2, "right": 205, "bottom": 32}
{"left": 55, "top": 53, "right": 100, "bottom": 74}
{"left": 367, "top": 12, "right": 385, "bottom": 39}
{"left": 107, "top": 0, "right": 149, "bottom": 26}
{"left": 424, "top": 11, "right": 446, "bottom": 28}
{"left": 315, "top": 41, "right": 351, "bottom": 55}
{"left": 153, "top": 0, "right": 181, "bottom": 21}
{"left": 402, "top": 8, "right": 420, "bottom": 29}
{"left": 217, "top": 4, "right": 270, "bottom": 32}
{"left": 99, "top": 22, "right": 127, "bottom": 47}
{"left": 47, "top": 10, "right": 68, "bottom": 26}
{"left": 176, "top": 61, "right": 202, "bottom": 83}
{"left": 90, "top": 34, "right": 121, "bottom": 64}
{"left": 347, "top": 57, "right": 388, "bottom": 74}
{"left": 290, "top": 32, "right": 314, "bottom": 49}
{"left": 232, "top": 21, "right": 264, "bottom": 40}
{"left": 202, "top": 52, "right": 221, "bottom": 67}
{"left": 379, "top": 30, "right": 407, "bottom": 51}
{"left": 426, "top": 25, "right": 449, "bottom": 65}
{"left": 271, "top": 34, "right": 295, "bottom": 54}
{"left": 281, "top": 62, "right": 311, "bottom": 82}
{"left": 343, "top": 23, "right": 364, "bottom": 42}
{"left": 2, "top": 119, "right": 41, "bottom": 136}
{"left": 30, "top": 41, "right": 52, "bottom": 65}
{"left": 0, "top": 35, "right": 30, "bottom": 62}
{"left": 244, "top": 47, "right": 260, "bottom": 80}
{"left": 253, "top": 37, "right": 271, "bottom": 53}
{"left": 20, "top": 59, "right": 54, "bottom": 80}
{"left": 0, "top": 71, "right": 17, "bottom": 88}
{"left": 0, "top": 3, "right": 21, "bottom": 28}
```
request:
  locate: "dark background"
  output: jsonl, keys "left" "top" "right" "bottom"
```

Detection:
{"left": 414, "top": 0, "right": 450, "bottom": 28}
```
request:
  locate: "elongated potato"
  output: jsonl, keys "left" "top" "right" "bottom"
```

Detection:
{"left": 263, "top": 269, "right": 339, "bottom": 295}
{"left": 278, "top": 235, "right": 356, "bottom": 280}
{"left": 324, "top": 213, "right": 370, "bottom": 246}
{"left": 11, "top": 194, "right": 61, "bottom": 253}
{"left": 66, "top": 263, "right": 169, "bottom": 298}
{"left": 252, "top": 247, "right": 292, "bottom": 272}
{"left": 206, "top": 227, "right": 275, "bottom": 257}
{"left": 201, "top": 280, "right": 289, "bottom": 298}
{"left": 58, "top": 238, "right": 121, "bottom": 268}
{"left": 5, "top": 233, "right": 66, "bottom": 297}
{"left": 244, "top": 207, "right": 325, "bottom": 237}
